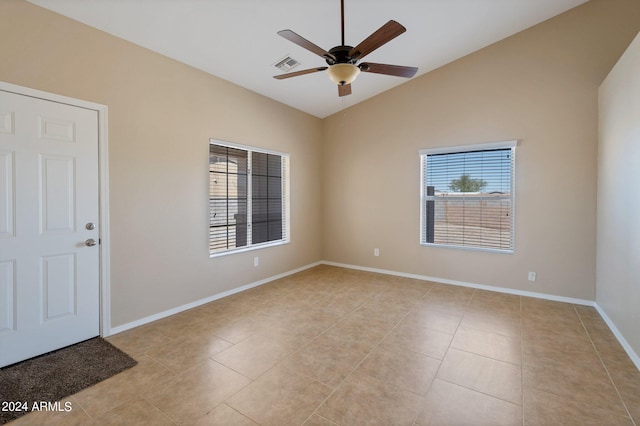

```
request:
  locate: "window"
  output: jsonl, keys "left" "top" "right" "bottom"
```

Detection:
{"left": 209, "top": 140, "right": 289, "bottom": 256}
{"left": 420, "top": 140, "right": 516, "bottom": 252}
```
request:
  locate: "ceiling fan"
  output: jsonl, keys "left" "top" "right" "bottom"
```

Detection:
{"left": 273, "top": 0, "right": 418, "bottom": 97}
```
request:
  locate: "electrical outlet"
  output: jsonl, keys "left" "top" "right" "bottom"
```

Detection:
{"left": 254, "top": 257, "right": 259, "bottom": 267}
{"left": 374, "top": 248, "right": 380, "bottom": 257}
{"left": 528, "top": 271, "right": 536, "bottom": 282}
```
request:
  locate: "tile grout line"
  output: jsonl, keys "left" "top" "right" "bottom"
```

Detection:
{"left": 409, "top": 286, "right": 477, "bottom": 425}
{"left": 68, "top": 395, "right": 95, "bottom": 423}
{"left": 72, "top": 381, "right": 144, "bottom": 423}
{"left": 573, "top": 306, "right": 637, "bottom": 426}
{"left": 309, "top": 413, "right": 341, "bottom": 426}
{"left": 403, "top": 284, "right": 456, "bottom": 426}
{"left": 60, "top": 268, "right": 633, "bottom": 425}
{"left": 17, "top": 267, "right": 633, "bottom": 425}
{"left": 140, "top": 395, "right": 180, "bottom": 425}
{"left": 239, "top": 276, "right": 382, "bottom": 425}
{"left": 433, "top": 377, "right": 523, "bottom": 408}
{"left": 428, "top": 286, "right": 474, "bottom": 386}
{"left": 424, "top": 289, "right": 525, "bottom": 412}
{"left": 446, "top": 342, "right": 522, "bottom": 367}
{"left": 139, "top": 346, "right": 254, "bottom": 425}
{"left": 300, "top": 280, "right": 438, "bottom": 426}
{"left": 259, "top": 287, "right": 377, "bottom": 390}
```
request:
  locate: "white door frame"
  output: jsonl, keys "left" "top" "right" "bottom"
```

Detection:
{"left": 0, "top": 81, "right": 112, "bottom": 337}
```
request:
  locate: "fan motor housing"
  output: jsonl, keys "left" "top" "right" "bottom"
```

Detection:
{"left": 326, "top": 46, "right": 357, "bottom": 65}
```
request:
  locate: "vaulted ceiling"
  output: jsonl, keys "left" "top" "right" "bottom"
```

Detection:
{"left": 28, "top": 0, "right": 587, "bottom": 118}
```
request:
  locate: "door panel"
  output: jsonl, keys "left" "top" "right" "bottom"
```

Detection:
{"left": 0, "top": 111, "right": 13, "bottom": 134}
{"left": 0, "top": 259, "right": 15, "bottom": 334}
{"left": 40, "top": 155, "right": 75, "bottom": 234}
{"left": 0, "top": 90, "right": 100, "bottom": 367}
{"left": 42, "top": 253, "right": 77, "bottom": 321}
{"left": 38, "top": 116, "right": 75, "bottom": 142}
{"left": 0, "top": 151, "right": 14, "bottom": 237}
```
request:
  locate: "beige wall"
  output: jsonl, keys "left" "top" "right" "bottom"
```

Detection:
{"left": 0, "top": 0, "right": 324, "bottom": 327}
{"left": 322, "top": 0, "right": 640, "bottom": 300}
{"left": 3, "top": 0, "right": 640, "bottom": 330}
{"left": 597, "top": 32, "right": 640, "bottom": 357}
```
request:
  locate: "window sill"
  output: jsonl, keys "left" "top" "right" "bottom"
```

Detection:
{"left": 209, "top": 239, "right": 290, "bottom": 258}
{"left": 420, "top": 242, "right": 514, "bottom": 254}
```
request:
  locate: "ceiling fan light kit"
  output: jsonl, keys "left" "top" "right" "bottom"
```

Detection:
{"left": 327, "top": 64, "right": 361, "bottom": 86}
{"left": 274, "top": 0, "right": 418, "bottom": 97}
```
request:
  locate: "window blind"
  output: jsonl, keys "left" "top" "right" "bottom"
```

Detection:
{"left": 421, "top": 142, "right": 515, "bottom": 252}
{"left": 209, "top": 141, "right": 289, "bottom": 255}
{"left": 209, "top": 145, "right": 248, "bottom": 253}
{"left": 251, "top": 152, "right": 284, "bottom": 244}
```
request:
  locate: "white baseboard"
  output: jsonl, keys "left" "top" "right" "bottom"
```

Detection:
{"left": 593, "top": 304, "right": 640, "bottom": 372}
{"left": 106, "top": 258, "right": 640, "bottom": 372}
{"left": 322, "top": 261, "right": 595, "bottom": 306}
{"left": 107, "top": 261, "right": 323, "bottom": 336}
{"left": 323, "top": 260, "right": 640, "bottom": 371}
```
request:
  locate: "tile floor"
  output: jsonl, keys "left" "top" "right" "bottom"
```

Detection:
{"left": 11, "top": 265, "right": 640, "bottom": 425}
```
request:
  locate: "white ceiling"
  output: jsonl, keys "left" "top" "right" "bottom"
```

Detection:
{"left": 28, "top": 0, "right": 587, "bottom": 118}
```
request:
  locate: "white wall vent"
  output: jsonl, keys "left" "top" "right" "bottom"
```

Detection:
{"left": 273, "top": 56, "right": 300, "bottom": 72}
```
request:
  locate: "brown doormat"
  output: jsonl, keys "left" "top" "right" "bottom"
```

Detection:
{"left": 0, "top": 337, "right": 137, "bottom": 424}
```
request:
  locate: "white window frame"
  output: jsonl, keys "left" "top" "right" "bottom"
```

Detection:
{"left": 419, "top": 140, "right": 517, "bottom": 253}
{"left": 209, "top": 139, "right": 290, "bottom": 257}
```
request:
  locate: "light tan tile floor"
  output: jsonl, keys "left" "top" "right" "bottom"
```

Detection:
{"left": 9, "top": 265, "right": 640, "bottom": 425}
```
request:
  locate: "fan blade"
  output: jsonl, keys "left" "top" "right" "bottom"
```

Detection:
{"left": 359, "top": 62, "right": 418, "bottom": 78}
{"left": 349, "top": 20, "right": 406, "bottom": 60}
{"left": 338, "top": 84, "right": 352, "bottom": 97}
{"left": 273, "top": 67, "right": 328, "bottom": 80}
{"left": 278, "top": 30, "right": 336, "bottom": 62}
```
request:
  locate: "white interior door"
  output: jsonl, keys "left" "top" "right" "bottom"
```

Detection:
{"left": 0, "top": 90, "right": 100, "bottom": 367}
